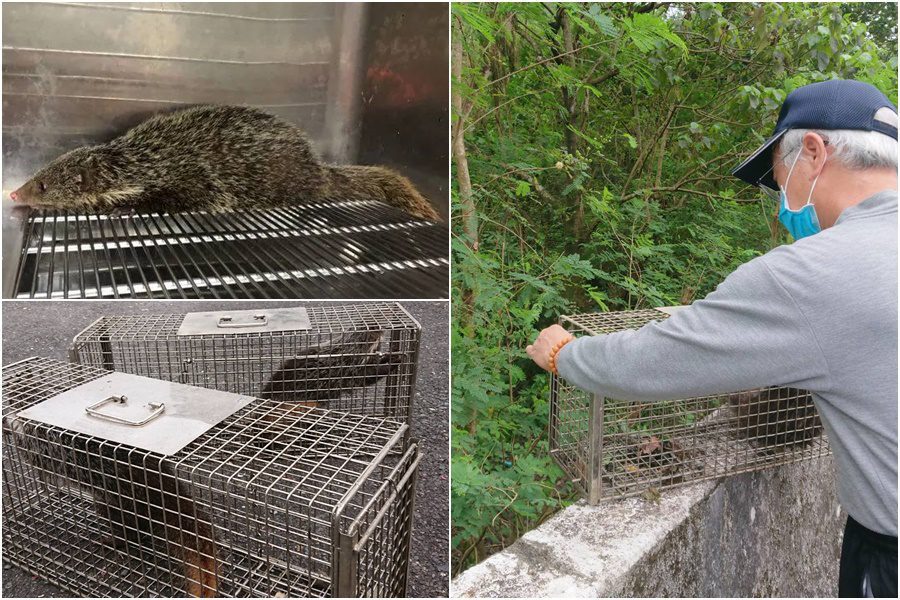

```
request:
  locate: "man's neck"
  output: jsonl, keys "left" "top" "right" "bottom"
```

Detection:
{"left": 819, "top": 168, "right": 897, "bottom": 228}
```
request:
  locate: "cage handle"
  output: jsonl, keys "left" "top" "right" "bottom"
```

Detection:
{"left": 216, "top": 314, "right": 268, "bottom": 328}
{"left": 85, "top": 395, "right": 165, "bottom": 426}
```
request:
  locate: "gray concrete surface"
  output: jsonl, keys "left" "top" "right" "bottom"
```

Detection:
{"left": 1, "top": 300, "right": 448, "bottom": 598}
{"left": 452, "top": 455, "right": 843, "bottom": 597}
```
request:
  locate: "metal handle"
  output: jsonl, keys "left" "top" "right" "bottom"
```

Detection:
{"left": 84, "top": 395, "right": 165, "bottom": 427}
{"left": 217, "top": 314, "right": 268, "bottom": 329}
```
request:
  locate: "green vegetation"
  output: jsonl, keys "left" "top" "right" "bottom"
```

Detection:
{"left": 450, "top": 1, "right": 897, "bottom": 574}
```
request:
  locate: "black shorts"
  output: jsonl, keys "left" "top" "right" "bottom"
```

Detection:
{"left": 839, "top": 515, "right": 898, "bottom": 598}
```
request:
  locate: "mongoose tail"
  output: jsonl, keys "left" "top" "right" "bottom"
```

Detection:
{"left": 323, "top": 165, "right": 441, "bottom": 221}
{"left": 182, "top": 545, "right": 219, "bottom": 597}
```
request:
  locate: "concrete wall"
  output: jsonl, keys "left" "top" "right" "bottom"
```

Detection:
{"left": 452, "top": 455, "right": 843, "bottom": 597}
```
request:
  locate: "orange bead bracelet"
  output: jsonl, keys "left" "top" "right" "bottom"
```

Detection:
{"left": 547, "top": 335, "right": 575, "bottom": 375}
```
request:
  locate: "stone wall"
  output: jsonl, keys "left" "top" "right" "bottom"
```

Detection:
{"left": 452, "top": 456, "right": 843, "bottom": 597}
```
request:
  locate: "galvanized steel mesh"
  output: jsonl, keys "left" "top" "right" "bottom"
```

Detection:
{"left": 2, "top": 358, "right": 420, "bottom": 597}
{"left": 11, "top": 202, "right": 448, "bottom": 299}
{"left": 550, "top": 309, "right": 830, "bottom": 504}
{"left": 69, "top": 303, "right": 420, "bottom": 425}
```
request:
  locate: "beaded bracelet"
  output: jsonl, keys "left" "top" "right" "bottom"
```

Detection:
{"left": 547, "top": 335, "right": 575, "bottom": 375}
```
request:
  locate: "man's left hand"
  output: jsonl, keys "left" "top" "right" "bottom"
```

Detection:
{"left": 526, "top": 324, "right": 573, "bottom": 372}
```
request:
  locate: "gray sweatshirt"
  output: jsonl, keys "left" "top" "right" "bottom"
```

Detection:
{"left": 557, "top": 189, "right": 898, "bottom": 536}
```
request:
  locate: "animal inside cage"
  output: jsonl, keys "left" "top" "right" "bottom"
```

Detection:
{"left": 2, "top": 357, "right": 420, "bottom": 598}
{"left": 69, "top": 303, "right": 420, "bottom": 425}
{"left": 7, "top": 202, "right": 448, "bottom": 299}
{"left": 549, "top": 309, "right": 830, "bottom": 504}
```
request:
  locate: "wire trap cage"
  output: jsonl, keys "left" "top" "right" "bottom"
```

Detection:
{"left": 69, "top": 303, "right": 420, "bottom": 425}
{"left": 8, "top": 201, "right": 448, "bottom": 299}
{"left": 3, "top": 357, "right": 420, "bottom": 598}
{"left": 549, "top": 309, "right": 830, "bottom": 504}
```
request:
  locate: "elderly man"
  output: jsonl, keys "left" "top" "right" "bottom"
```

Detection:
{"left": 527, "top": 79, "right": 897, "bottom": 597}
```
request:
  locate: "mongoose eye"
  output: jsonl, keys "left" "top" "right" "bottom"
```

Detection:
{"left": 38, "top": 181, "right": 47, "bottom": 193}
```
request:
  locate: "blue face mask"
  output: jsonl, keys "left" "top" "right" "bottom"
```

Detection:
{"left": 776, "top": 146, "right": 822, "bottom": 240}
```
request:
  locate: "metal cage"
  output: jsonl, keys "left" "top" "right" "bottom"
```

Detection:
{"left": 69, "top": 303, "right": 420, "bottom": 425}
{"left": 2, "top": 357, "right": 420, "bottom": 598}
{"left": 8, "top": 202, "right": 448, "bottom": 299}
{"left": 549, "top": 309, "right": 830, "bottom": 504}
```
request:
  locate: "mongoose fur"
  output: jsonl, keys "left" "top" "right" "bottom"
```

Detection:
{"left": 727, "top": 387, "right": 822, "bottom": 452}
{"left": 260, "top": 330, "right": 403, "bottom": 406}
{"left": 11, "top": 105, "right": 440, "bottom": 221}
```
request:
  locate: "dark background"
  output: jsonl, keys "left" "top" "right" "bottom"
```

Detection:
{"left": 1, "top": 300, "right": 449, "bottom": 597}
{"left": 358, "top": 2, "right": 449, "bottom": 220}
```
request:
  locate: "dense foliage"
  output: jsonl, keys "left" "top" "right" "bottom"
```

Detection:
{"left": 450, "top": 1, "right": 897, "bottom": 573}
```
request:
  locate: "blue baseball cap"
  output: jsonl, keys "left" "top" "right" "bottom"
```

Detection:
{"left": 732, "top": 79, "right": 898, "bottom": 191}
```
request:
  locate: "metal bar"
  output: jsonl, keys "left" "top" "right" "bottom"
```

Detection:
{"left": 134, "top": 212, "right": 191, "bottom": 298}
{"left": 45, "top": 210, "right": 60, "bottom": 298}
{"left": 334, "top": 522, "right": 359, "bottom": 597}
{"left": 78, "top": 215, "right": 104, "bottom": 299}
{"left": 219, "top": 208, "right": 342, "bottom": 298}
{"left": 324, "top": 2, "right": 366, "bottom": 162}
{"left": 61, "top": 211, "right": 71, "bottom": 298}
{"left": 27, "top": 210, "right": 48, "bottom": 298}
{"left": 239, "top": 209, "right": 370, "bottom": 298}
{"left": 189, "top": 210, "right": 291, "bottom": 299}
{"left": 140, "top": 212, "right": 218, "bottom": 299}
{"left": 118, "top": 214, "right": 169, "bottom": 299}
{"left": 587, "top": 394, "right": 604, "bottom": 505}
{"left": 173, "top": 212, "right": 262, "bottom": 298}
{"left": 353, "top": 445, "right": 421, "bottom": 549}
{"left": 11, "top": 214, "right": 36, "bottom": 298}
{"left": 106, "top": 214, "right": 156, "bottom": 298}
{"left": 91, "top": 216, "right": 121, "bottom": 298}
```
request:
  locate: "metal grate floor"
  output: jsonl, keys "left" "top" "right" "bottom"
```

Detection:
{"left": 10, "top": 200, "right": 448, "bottom": 299}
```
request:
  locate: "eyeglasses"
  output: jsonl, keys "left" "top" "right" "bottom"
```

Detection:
{"left": 757, "top": 161, "right": 782, "bottom": 202}
{"left": 755, "top": 139, "right": 828, "bottom": 202}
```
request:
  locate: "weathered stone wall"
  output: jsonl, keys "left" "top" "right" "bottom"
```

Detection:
{"left": 452, "top": 456, "right": 843, "bottom": 597}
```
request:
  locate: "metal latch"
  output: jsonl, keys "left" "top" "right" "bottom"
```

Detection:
{"left": 85, "top": 395, "right": 165, "bottom": 427}
{"left": 217, "top": 314, "right": 268, "bottom": 329}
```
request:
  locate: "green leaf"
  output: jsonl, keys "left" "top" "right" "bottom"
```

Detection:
{"left": 515, "top": 180, "right": 531, "bottom": 197}
{"left": 453, "top": 3, "right": 496, "bottom": 44}
{"left": 585, "top": 6, "right": 619, "bottom": 36}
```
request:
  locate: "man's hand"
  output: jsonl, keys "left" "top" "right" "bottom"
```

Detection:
{"left": 526, "top": 324, "right": 574, "bottom": 372}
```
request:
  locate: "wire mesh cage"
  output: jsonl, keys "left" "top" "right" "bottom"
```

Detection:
{"left": 2, "top": 357, "right": 420, "bottom": 598}
{"left": 8, "top": 201, "right": 448, "bottom": 299}
{"left": 549, "top": 309, "right": 830, "bottom": 504}
{"left": 69, "top": 303, "right": 420, "bottom": 425}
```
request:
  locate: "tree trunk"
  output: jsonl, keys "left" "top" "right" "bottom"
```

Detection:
{"left": 452, "top": 16, "right": 478, "bottom": 252}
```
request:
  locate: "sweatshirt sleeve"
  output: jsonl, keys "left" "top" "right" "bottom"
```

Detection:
{"left": 555, "top": 257, "right": 831, "bottom": 401}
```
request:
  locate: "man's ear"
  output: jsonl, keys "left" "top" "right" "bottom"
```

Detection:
{"left": 802, "top": 132, "right": 829, "bottom": 177}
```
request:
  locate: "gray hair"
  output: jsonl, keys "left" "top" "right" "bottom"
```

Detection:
{"left": 779, "top": 107, "right": 898, "bottom": 170}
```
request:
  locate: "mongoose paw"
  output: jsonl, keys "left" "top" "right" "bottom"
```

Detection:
{"left": 107, "top": 206, "right": 138, "bottom": 219}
